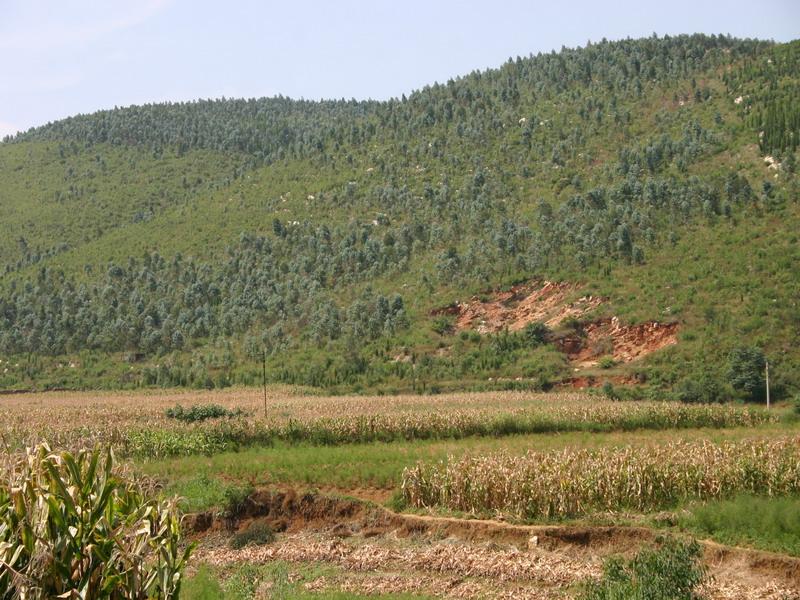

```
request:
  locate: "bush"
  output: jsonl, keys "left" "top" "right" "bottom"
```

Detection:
{"left": 598, "top": 356, "right": 616, "bottom": 369}
{"left": 601, "top": 381, "right": 619, "bottom": 400}
{"left": 727, "top": 346, "right": 767, "bottom": 402}
{"left": 580, "top": 538, "right": 707, "bottom": 600}
{"left": 676, "top": 373, "right": 725, "bottom": 403}
{"left": 0, "top": 443, "right": 192, "bottom": 599}
{"left": 221, "top": 483, "right": 255, "bottom": 519}
{"left": 523, "top": 321, "right": 551, "bottom": 347}
{"left": 431, "top": 316, "right": 454, "bottom": 335}
{"left": 165, "top": 403, "right": 247, "bottom": 423}
{"left": 230, "top": 520, "right": 275, "bottom": 549}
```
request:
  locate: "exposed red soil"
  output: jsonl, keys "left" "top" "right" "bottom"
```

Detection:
{"left": 557, "top": 316, "right": 679, "bottom": 366}
{"left": 433, "top": 280, "right": 603, "bottom": 334}
{"left": 564, "top": 375, "right": 640, "bottom": 389}
{"left": 433, "top": 281, "right": 678, "bottom": 367}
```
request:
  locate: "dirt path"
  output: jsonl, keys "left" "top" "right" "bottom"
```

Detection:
{"left": 187, "top": 489, "right": 800, "bottom": 599}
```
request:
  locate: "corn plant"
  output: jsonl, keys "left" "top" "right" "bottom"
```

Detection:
{"left": 0, "top": 443, "right": 192, "bottom": 599}
{"left": 402, "top": 437, "right": 800, "bottom": 519}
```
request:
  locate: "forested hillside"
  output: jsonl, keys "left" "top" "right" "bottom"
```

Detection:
{"left": 1, "top": 34, "right": 798, "bottom": 398}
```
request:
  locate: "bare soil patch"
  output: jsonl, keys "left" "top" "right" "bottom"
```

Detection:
{"left": 556, "top": 316, "right": 679, "bottom": 367}
{"left": 434, "top": 280, "right": 678, "bottom": 368}
{"left": 433, "top": 280, "right": 603, "bottom": 334}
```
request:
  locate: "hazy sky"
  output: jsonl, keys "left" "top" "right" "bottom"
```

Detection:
{"left": 1, "top": 0, "right": 798, "bottom": 137}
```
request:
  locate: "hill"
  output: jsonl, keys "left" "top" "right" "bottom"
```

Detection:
{"left": 1, "top": 34, "right": 798, "bottom": 399}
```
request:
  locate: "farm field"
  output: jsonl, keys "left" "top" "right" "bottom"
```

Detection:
{"left": 3, "top": 387, "right": 800, "bottom": 598}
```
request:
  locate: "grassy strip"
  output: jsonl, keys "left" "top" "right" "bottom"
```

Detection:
{"left": 673, "top": 495, "right": 800, "bottom": 557}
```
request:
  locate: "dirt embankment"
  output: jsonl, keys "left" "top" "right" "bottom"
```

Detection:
{"left": 433, "top": 281, "right": 678, "bottom": 368}
{"left": 188, "top": 489, "right": 800, "bottom": 599}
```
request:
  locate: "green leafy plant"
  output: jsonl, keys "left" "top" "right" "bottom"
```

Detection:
{"left": 580, "top": 538, "right": 707, "bottom": 600}
{"left": 0, "top": 443, "right": 192, "bottom": 599}
{"left": 164, "top": 404, "right": 247, "bottom": 423}
{"left": 597, "top": 356, "right": 616, "bottom": 369}
{"left": 523, "top": 322, "right": 551, "bottom": 347}
{"left": 431, "top": 316, "right": 454, "bottom": 336}
{"left": 221, "top": 483, "right": 255, "bottom": 520}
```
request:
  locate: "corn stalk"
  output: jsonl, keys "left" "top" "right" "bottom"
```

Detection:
{"left": 0, "top": 444, "right": 192, "bottom": 599}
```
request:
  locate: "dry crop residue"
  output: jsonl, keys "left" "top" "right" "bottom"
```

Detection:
{"left": 434, "top": 280, "right": 678, "bottom": 366}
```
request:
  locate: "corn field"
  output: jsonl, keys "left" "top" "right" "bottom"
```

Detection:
{"left": 402, "top": 437, "right": 800, "bottom": 519}
{"left": 0, "top": 392, "right": 776, "bottom": 459}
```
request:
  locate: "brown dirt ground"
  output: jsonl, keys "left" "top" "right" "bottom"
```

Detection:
{"left": 187, "top": 489, "right": 800, "bottom": 599}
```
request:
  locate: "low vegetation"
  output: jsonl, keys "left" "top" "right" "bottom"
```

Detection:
{"left": 165, "top": 402, "right": 247, "bottom": 422}
{"left": 230, "top": 521, "right": 275, "bottom": 549}
{"left": 580, "top": 538, "right": 707, "bottom": 600}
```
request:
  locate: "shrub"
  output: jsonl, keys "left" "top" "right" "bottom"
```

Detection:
{"left": 523, "top": 322, "right": 551, "bottom": 347}
{"left": 580, "top": 538, "right": 706, "bottom": 600}
{"left": 230, "top": 520, "right": 275, "bottom": 549}
{"left": 598, "top": 356, "right": 616, "bottom": 369}
{"left": 675, "top": 373, "right": 725, "bottom": 403}
{"left": 165, "top": 403, "right": 247, "bottom": 423}
{"left": 221, "top": 483, "right": 255, "bottom": 519}
{"left": 431, "top": 316, "right": 454, "bottom": 335}
{"left": 0, "top": 443, "right": 192, "bottom": 599}
{"left": 601, "top": 381, "right": 619, "bottom": 400}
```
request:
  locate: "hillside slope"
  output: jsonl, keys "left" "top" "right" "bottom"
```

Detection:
{"left": 0, "top": 34, "right": 798, "bottom": 397}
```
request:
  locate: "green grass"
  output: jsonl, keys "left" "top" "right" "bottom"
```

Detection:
{"left": 675, "top": 495, "right": 800, "bottom": 557}
{"left": 181, "top": 565, "right": 224, "bottom": 599}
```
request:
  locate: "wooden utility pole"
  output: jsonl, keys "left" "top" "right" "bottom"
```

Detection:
{"left": 765, "top": 360, "right": 770, "bottom": 410}
{"left": 262, "top": 348, "right": 268, "bottom": 418}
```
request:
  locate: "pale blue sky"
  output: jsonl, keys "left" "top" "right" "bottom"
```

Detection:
{"left": 1, "top": 0, "right": 798, "bottom": 137}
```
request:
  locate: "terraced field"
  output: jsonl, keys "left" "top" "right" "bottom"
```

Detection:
{"left": 3, "top": 387, "right": 800, "bottom": 598}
